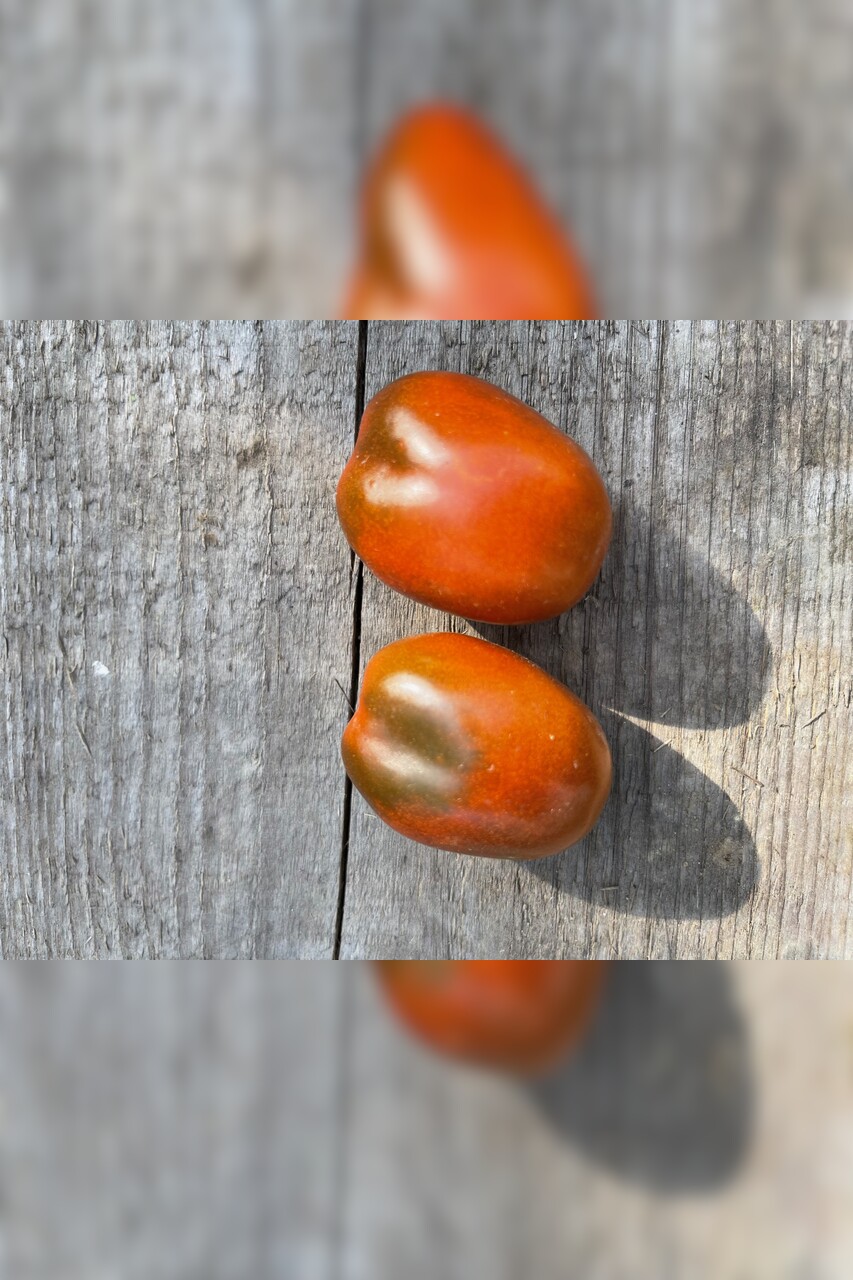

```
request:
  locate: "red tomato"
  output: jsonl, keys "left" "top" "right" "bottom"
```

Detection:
{"left": 375, "top": 960, "right": 607, "bottom": 1073}
{"left": 341, "top": 103, "right": 597, "bottom": 320}
{"left": 337, "top": 371, "right": 612, "bottom": 624}
{"left": 342, "top": 633, "right": 612, "bottom": 860}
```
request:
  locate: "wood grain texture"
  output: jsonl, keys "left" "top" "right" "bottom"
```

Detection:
{"left": 2, "top": 320, "right": 851, "bottom": 957}
{"left": 2, "top": 964, "right": 852, "bottom": 1279}
{"left": 340, "top": 321, "right": 853, "bottom": 959}
{"left": 0, "top": 320, "right": 359, "bottom": 957}
{"left": 3, "top": 1, "right": 853, "bottom": 316}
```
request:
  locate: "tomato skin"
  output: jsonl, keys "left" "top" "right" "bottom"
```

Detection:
{"left": 342, "top": 633, "right": 611, "bottom": 860}
{"left": 337, "top": 371, "right": 612, "bottom": 625}
{"left": 341, "top": 103, "right": 597, "bottom": 320}
{"left": 375, "top": 960, "right": 607, "bottom": 1074}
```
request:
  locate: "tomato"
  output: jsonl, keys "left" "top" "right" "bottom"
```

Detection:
{"left": 337, "top": 371, "right": 612, "bottom": 625}
{"left": 342, "top": 632, "right": 611, "bottom": 859}
{"left": 375, "top": 960, "right": 607, "bottom": 1073}
{"left": 341, "top": 103, "right": 597, "bottom": 320}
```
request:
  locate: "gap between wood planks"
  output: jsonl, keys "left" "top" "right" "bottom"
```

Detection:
{"left": 333, "top": 321, "right": 369, "bottom": 959}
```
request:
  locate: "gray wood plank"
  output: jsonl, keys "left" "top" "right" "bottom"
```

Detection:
{"left": 3, "top": 319, "right": 851, "bottom": 957}
{"left": 0, "top": 320, "right": 358, "bottom": 956}
{"left": 340, "top": 321, "right": 853, "bottom": 959}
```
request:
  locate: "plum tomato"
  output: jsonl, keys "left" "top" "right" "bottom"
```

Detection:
{"left": 375, "top": 960, "right": 607, "bottom": 1073}
{"left": 341, "top": 103, "right": 597, "bottom": 320}
{"left": 342, "top": 632, "right": 612, "bottom": 860}
{"left": 336, "top": 370, "right": 612, "bottom": 624}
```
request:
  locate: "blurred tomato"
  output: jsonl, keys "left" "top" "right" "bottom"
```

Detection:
{"left": 337, "top": 371, "right": 612, "bottom": 624}
{"left": 342, "top": 633, "right": 611, "bottom": 859}
{"left": 342, "top": 103, "right": 597, "bottom": 320}
{"left": 376, "top": 960, "right": 607, "bottom": 1073}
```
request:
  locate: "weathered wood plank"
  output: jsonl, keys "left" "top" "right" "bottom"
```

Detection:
{"left": 3, "top": 320, "right": 851, "bottom": 956}
{"left": 340, "top": 321, "right": 853, "bottom": 959}
{"left": 0, "top": 320, "right": 358, "bottom": 956}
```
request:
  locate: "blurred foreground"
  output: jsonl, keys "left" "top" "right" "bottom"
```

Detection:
{"left": 0, "top": 963, "right": 851, "bottom": 1279}
{"left": 2, "top": 0, "right": 853, "bottom": 317}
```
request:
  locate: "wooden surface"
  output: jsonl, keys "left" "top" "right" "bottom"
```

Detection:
{"left": 1, "top": 320, "right": 358, "bottom": 957}
{"left": 342, "top": 320, "right": 853, "bottom": 959}
{"left": 2, "top": 963, "right": 852, "bottom": 1280}
{"left": 2, "top": 320, "right": 852, "bottom": 958}
{"left": 3, "top": 1, "right": 853, "bottom": 317}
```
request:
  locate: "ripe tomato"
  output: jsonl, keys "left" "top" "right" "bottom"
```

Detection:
{"left": 341, "top": 103, "right": 597, "bottom": 320}
{"left": 337, "top": 371, "right": 612, "bottom": 625}
{"left": 342, "top": 632, "right": 611, "bottom": 859}
{"left": 375, "top": 960, "right": 607, "bottom": 1073}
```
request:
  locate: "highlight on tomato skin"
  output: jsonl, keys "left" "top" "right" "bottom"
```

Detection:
{"left": 341, "top": 102, "right": 597, "bottom": 320}
{"left": 375, "top": 960, "right": 608, "bottom": 1074}
{"left": 341, "top": 632, "right": 612, "bottom": 861}
{"left": 337, "top": 371, "right": 612, "bottom": 626}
